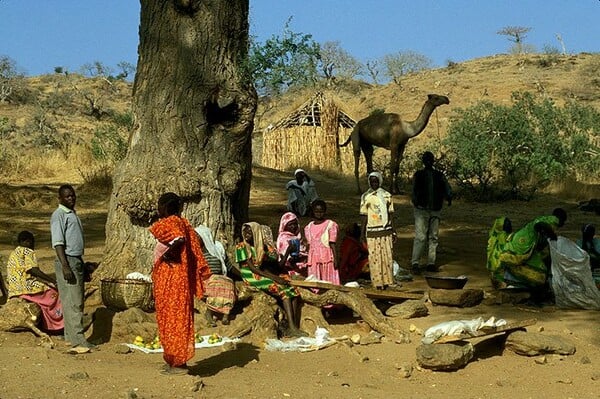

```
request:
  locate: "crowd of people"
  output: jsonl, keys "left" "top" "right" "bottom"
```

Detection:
{"left": 2, "top": 150, "right": 599, "bottom": 375}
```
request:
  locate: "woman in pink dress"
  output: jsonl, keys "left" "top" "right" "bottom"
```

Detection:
{"left": 304, "top": 200, "right": 340, "bottom": 284}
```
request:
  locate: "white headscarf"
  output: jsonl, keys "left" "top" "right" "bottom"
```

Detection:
{"left": 365, "top": 171, "right": 389, "bottom": 227}
{"left": 194, "top": 225, "right": 227, "bottom": 275}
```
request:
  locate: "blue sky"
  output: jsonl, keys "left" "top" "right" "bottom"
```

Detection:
{"left": 1, "top": 1, "right": 598, "bottom": 77}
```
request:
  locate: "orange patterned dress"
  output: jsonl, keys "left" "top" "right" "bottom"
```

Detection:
{"left": 149, "top": 215, "right": 210, "bottom": 367}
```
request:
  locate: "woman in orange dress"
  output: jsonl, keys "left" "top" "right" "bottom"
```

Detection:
{"left": 149, "top": 192, "right": 211, "bottom": 375}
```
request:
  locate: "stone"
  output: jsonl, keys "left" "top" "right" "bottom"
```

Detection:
{"left": 68, "top": 371, "right": 89, "bottom": 380}
{"left": 416, "top": 342, "right": 474, "bottom": 371}
{"left": 581, "top": 356, "right": 591, "bottom": 364}
{"left": 115, "top": 344, "right": 132, "bottom": 354}
{"left": 386, "top": 300, "right": 429, "bottom": 319}
{"left": 428, "top": 289, "right": 484, "bottom": 307}
{"left": 359, "top": 332, "right": 381, "bottom": 345}
{"left": 505, "top": 331, "right": 576, "bottom": 356}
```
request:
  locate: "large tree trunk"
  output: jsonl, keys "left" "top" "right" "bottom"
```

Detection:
{"left": 99, "top": 0, "right": 256, "bottom": 278}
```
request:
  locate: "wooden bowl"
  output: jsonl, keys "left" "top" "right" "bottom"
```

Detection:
{"left": 425, "top": 275, "right": 468, "bottom": 290}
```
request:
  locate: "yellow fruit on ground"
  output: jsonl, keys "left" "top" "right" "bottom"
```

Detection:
{"left": 135, "top": 336, "right": 144, "bottom": 342}
{"left": 152, "top": 343, "right": 161, "bottom": 349}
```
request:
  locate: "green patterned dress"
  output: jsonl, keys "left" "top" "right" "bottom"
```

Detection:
{"left": 235, "top": 243, "right": 299, "bottom": 299}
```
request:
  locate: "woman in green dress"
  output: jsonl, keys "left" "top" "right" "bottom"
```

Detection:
{"left": 235, "top": 222, "right": 306, "bottom": 337}
{"left": 498, "top": 208, "right": 567, "bottom": 289}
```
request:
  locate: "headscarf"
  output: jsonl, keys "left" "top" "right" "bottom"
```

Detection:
{"left": 195, "top": 225, "right": 227, "bottom": 275}
{"left": 294, "top": 169, "right": 305, "bottom": 177}
{"left": 363, "top": 171, "right": 389, "bottom": 227}
{"left": 277, "top": 212, "right": 301, "bottom": 256}
{"left": 243, "top": 222, "right": 266, "bottom": 266}
{"left": 278, "top": 212, "right": 299, "bottom": 235}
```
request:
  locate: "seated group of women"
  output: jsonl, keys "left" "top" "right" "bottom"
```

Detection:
{"left": 486, "top": 208, "right": 567, "bottom": 292}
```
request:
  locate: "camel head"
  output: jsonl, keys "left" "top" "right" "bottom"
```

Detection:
{"left": 427, "top": 94, "right": 450, "bottom": 107}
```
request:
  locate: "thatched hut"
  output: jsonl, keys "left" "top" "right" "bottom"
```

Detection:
{"left": 261, "top": 92, "right": 358, "bottom": 175}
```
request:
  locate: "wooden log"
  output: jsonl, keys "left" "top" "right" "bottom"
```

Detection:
{"left": 289, "top": 280, "right": 424, "bottom": 301}
{"left": 296, "top": 287, "right": 408, "bottom": 343}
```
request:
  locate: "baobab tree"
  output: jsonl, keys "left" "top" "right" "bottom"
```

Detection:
{"left": 99, "top": 0, "right": 257, "bottom": 278}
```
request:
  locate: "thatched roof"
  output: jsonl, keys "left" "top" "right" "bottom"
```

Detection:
{"left": 271, "top": 92, "right": 356, "bottom": 130}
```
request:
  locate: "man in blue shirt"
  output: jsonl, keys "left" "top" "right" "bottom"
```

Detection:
{"left": 51, "top": 184, "right": 94, "bottom": 351}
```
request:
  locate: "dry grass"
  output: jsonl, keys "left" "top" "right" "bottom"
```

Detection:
{"left": 1, "top": 53, "right": 599, "bottom": 185}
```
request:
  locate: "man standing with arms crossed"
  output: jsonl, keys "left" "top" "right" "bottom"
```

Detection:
{"left": 51, "top": 184, "right": 95, "bottom": 352}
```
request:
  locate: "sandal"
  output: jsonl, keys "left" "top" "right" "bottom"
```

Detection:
{"left": 160, "top": 365, "right": 188, "bottom": 376}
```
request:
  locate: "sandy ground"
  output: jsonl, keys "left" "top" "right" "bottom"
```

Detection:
{"left": 1, "top": 167, "right": 600, "bottom": 399}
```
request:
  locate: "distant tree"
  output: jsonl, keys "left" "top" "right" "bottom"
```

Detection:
{"left": 381, "top": 50, "right": 432, "bottom": 85}
{"left": 248, "top": 17, "right": 321, "bottom": 96}
{"left": 115, "top": 61, "right": 136, "bottom": 80}
{"left": 497, "top": 26, "right": 531, "bottom": 54}
{"left": 555, "top": 33, "right": 567, "bottom": 55}
{"left": 0, "top": 55, "right": 26, "bottom": 103}
{"left": 318, "top": 41, "right": 363, "bottom": 84}
{"left": 365, "top": 60, "right": 380, "bottom": 84}
{"left": 80, "top": 61, "right": 113, "bottom": 78}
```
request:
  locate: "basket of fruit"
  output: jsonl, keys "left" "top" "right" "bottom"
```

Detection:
{"left": 101, "top": 278, "right": 154, "bottom": 312}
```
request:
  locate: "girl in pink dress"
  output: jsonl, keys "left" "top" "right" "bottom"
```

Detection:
{"left": 304, "top": 200, "right": 340, "bottom": 284}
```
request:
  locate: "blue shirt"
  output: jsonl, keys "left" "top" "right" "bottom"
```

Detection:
{"left": 50, "top": 204, "right": 85, "bottom": 256}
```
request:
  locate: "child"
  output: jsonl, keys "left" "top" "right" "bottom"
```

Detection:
{"left": 236, "top": 222, "right": 306, "bottom": 338}
{"left": 339, "top": 222, "right": 370, "bottom": 283}
{"left": 277, "top": 212, "right": 308, "bottom": 277}
{"left": 6, "top": 231, "right": 64, "bottom": 332}
{"left": 304, "top": 200, "right": 340, "bottom": 285}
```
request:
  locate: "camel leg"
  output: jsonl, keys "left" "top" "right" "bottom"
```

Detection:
{"left": 353, "top": 149, "right": 362, "bottom": 194}
{"left": 389, "top": 145, "right": 404, "bottom": 195}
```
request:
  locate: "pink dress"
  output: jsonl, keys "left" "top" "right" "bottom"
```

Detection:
{"left": 304, "top": 220, "right": 340, "bottom": 284}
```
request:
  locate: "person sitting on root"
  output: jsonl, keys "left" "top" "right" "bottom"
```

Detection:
{"left": 6, "top": 231, "right": 64, "bottom": 333}
{"left": 339, "top": 222, "right": 370, "bottom": 283}
{"left": 576, "top": 224, "right": 600, "bottom": 270}
{"left": 195, "top": 225, "right": 236, "bottom": 327}
{"left": 235, "top": 222, "right": 307, "bottom": 338}
{"left": 286, "top": 169, "right": 319, "bottom": 217}
{"left": 497, "top": 208, "right": 567, "bottom": 295}
{"left": 277, "top": 212, "right": 308, "bottom": 277}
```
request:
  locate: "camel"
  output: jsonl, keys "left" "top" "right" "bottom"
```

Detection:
{"left": 340, "top": 94, "right": 450, "bottom": 194}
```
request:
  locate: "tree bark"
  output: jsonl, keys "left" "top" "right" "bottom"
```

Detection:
{"left": 99, "top": 0, "right": 256, "bottom": 278}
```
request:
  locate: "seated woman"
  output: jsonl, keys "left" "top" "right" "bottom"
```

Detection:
{"left": 195, "top": 225, "right": 236, "bottom": 326}
{"left": 498, "top": 208, "right": 567, "bottom": 289}
{"left": 339, "top": 223, "right": 370, "bottom": 283}
{"left": 6, "top": 231, "right": 64, "bottom": 333}
{"left": 486, "top": 217, "right": 513, "bottom": 289}
{"left": 286, "top": 169, "right": 318, "bottom": 217}
{"left": 577, "top": 224, "right": 600, "bottom": 270}
{"left": 235, "top": 222, "right": 306, "bottom": 337}
{"left": 277, "top": 212, "right": 308, "bottom": 277}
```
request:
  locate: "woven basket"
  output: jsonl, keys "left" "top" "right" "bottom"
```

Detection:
{"left": 101, "top": 278, "right": 154, "bottom": 312}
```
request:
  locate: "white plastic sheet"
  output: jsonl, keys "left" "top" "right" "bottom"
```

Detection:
{"left": 421, "top": 316, "right": 507, "bottom": 344}
{"left": 264, "top": 327, "right": 336, "bottom": 352}
{"left": 549, "top": 236, "right": 600, "bottom": 310}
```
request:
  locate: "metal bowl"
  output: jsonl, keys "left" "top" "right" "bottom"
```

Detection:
{"left": 425, "top": 275, "right": 468, "bottom": 290}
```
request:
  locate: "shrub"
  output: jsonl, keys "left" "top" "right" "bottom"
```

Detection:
{"left": 443, "top": 91, "right": 600, "bottom": 201}
{"left": 91, "top": 123, "right": 127, "bottom": 162}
